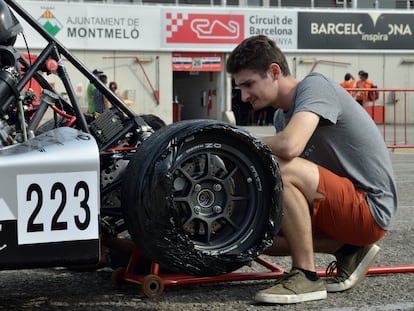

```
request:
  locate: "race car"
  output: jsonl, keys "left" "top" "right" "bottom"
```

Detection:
{"left": 0, "top": 0, "right": 283, "bottom": 276}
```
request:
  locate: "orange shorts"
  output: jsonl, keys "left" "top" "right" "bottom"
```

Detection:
{"left": 312, "top": 166, "right": 387, "bottom": 246}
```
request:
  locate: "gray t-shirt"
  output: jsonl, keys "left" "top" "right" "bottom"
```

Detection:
{"left": 274, "top": 72, "right": 397, "bottom": 230}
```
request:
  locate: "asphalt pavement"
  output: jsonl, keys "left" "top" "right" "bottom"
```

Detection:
{"left": 0, "top": 126, "right": 413, "bottom": 311}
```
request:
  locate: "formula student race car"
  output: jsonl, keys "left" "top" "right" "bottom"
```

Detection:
{"left": 0, "top": 0, "right": 283, "bottom": 276}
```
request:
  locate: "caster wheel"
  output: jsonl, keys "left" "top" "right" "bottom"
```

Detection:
{"left": 142, "top": 274, "right": 164, "bottom": 298}
{"left": 111, "top": 267, "right": 128, "bottom": 289}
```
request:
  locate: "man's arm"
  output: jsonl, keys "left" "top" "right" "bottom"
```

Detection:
{"left": 261, "top": 111, "right": 319, "bottom": 160}
{"left": 104, "top": 96, "right": 112, "bottom": 110}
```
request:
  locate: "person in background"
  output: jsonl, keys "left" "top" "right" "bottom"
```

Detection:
{"left": 355, "top": 71, "right": 374, "bottom": 105}
{"left": 87, "top": 69, "right": 103, "bottom": 114}
{"left": 109, "top": 81, "right": 124, "bottom": 101}
{"left": 93, "top": 74, "right": 111, "bottom": 114}
{"left": 226, "top": 35, "right": 397, "bottom": 304}
{"left": 340, "top": 73, "right": 355, "bottom": 96}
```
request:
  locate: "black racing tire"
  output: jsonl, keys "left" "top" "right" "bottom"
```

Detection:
{"left": 121, "top": 119, "right": 283, "bottom": 276}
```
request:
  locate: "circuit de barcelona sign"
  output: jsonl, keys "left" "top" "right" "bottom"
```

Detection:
{"left": 14, "top": 1, "right": 414, "bottom": 52}
{"left": 298, "top": 12, "right": 414, "bottom": 49}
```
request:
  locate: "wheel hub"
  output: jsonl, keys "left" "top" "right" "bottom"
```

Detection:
{"left": 193, "top": 182, "right": 224, "bottom": 216}
{"left": 197, "top": 188, "right": 214, "bottom": 207}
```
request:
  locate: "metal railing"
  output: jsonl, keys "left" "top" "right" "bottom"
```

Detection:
{"left": 347, "top": 87, "right": 414, "bottom": 149}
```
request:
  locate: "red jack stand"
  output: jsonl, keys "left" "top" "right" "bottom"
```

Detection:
{"left": 111, "top": 247, "right": 414, "bottom": 298}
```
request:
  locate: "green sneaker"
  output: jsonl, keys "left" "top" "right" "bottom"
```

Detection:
{"left": 325, "top": 244, "right": 380, "bottom": 293}
{"left": 254, "top": 268, "right": 327, "bottom": 304}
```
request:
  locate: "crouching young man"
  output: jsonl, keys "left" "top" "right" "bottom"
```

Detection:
{"left": 226, "top": 35, "right": 398, "bottom": 304}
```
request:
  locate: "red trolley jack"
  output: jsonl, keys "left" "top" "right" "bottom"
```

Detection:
{"left": 111, "top": 247, "right": 286, "bottom": 298}
{"left": 111, "top": 247, "right": 414, "bottom": 298}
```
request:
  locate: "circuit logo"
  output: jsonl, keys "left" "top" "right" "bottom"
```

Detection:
{"left": 166, "top": 12, "right": 244, "bottom": 44}
{"left": 38, "top": 9, "right": 63, "bottom": 36}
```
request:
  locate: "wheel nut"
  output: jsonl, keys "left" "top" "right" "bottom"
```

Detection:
{"left": 213, "top": 184, "right": 222, "bottom": 191}
{"left": 213, "top": 205, "right": 222, "bottom": 213}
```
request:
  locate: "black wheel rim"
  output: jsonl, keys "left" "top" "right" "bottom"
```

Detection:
{"left": 171, "top": 143, "right": 261, "bottom": 252}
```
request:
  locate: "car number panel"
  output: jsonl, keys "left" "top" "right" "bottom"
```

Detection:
{"left": 0, "top": 128, "right": 101, "bottom": 269}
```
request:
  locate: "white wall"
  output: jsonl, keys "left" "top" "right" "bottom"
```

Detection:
{"left": 30, "top": 48, "right": 414, "bottom": 124}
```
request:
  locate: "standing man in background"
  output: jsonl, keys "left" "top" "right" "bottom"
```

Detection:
{"left": 355, "top": 70, "right": 374, "bottom": 105}
{"left": 87, "top": 69, "right": 103, "bottom": 114}
{"left": 93, "top": 73, "right": 111, "bottom": 114}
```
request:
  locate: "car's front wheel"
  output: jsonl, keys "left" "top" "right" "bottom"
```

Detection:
{"left": 122, "top": 120, "right": 283, "bottom": 276}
